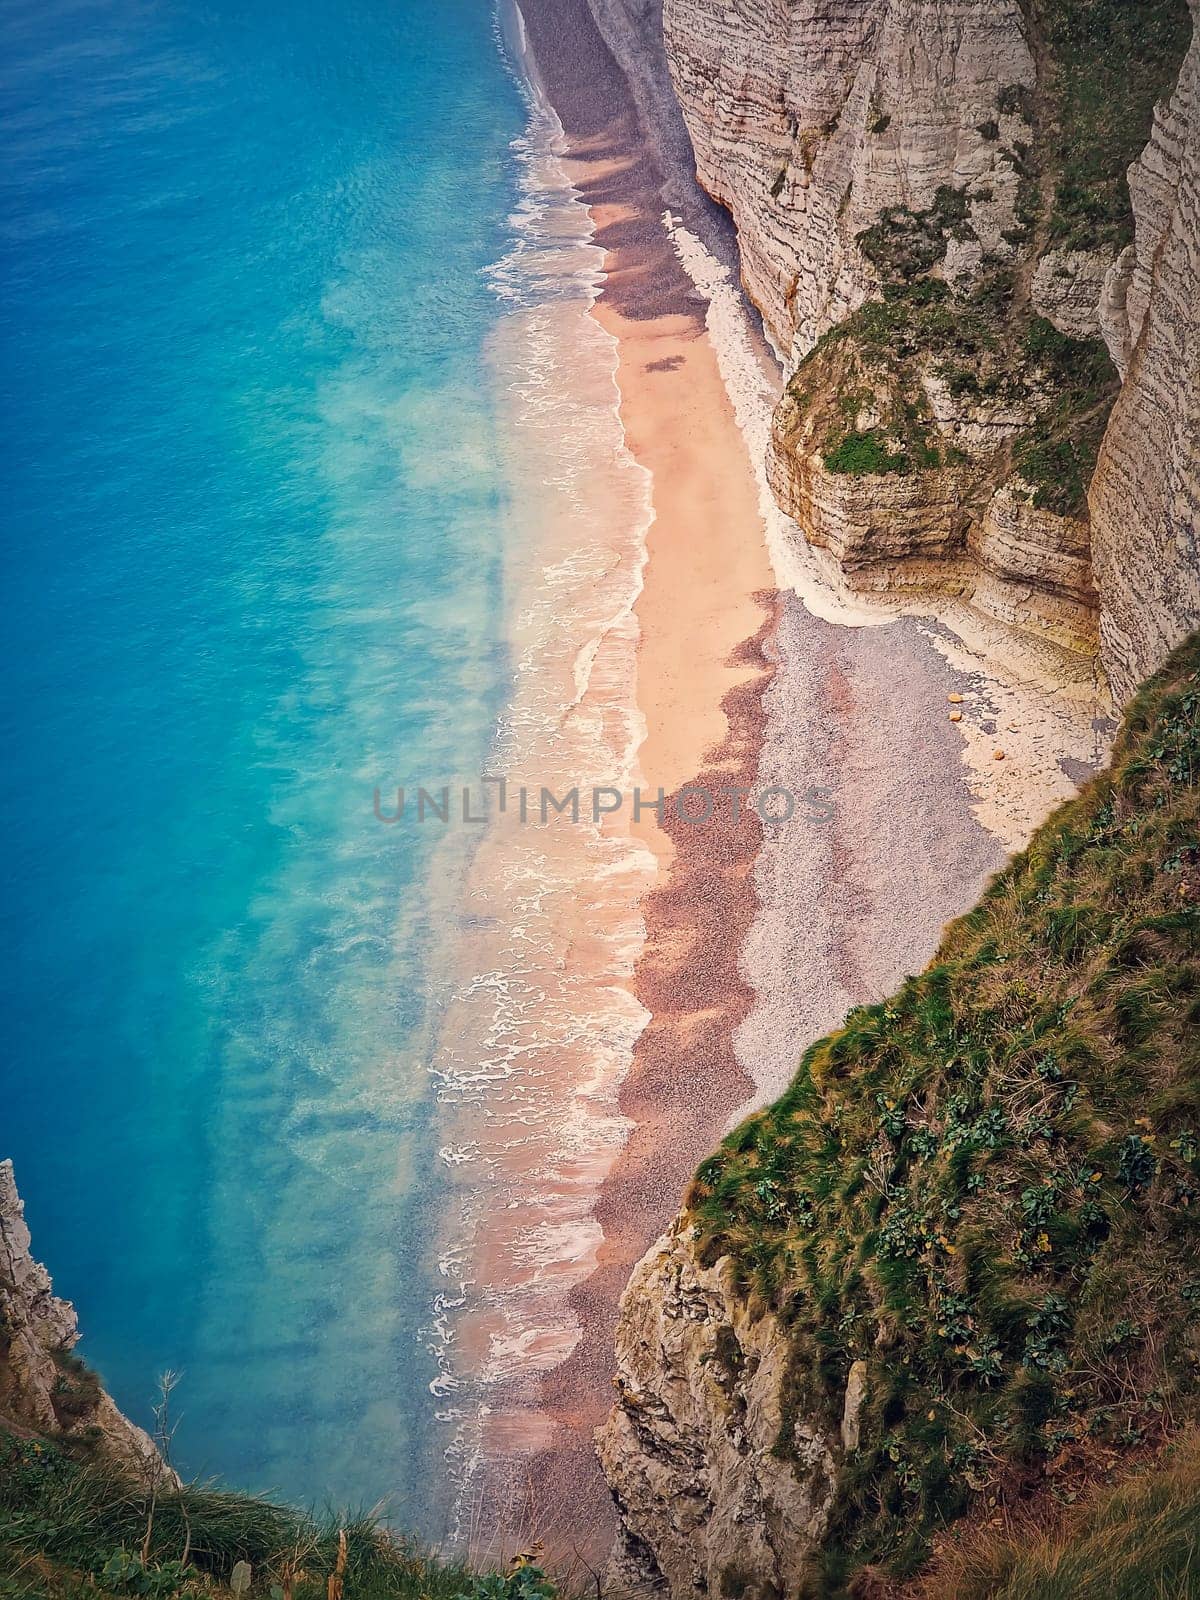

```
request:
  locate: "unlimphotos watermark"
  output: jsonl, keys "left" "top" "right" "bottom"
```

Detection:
{"left": 372, "top": 778, "right": 834, "bottom": 827}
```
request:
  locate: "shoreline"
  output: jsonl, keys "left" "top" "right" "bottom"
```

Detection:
{"left": 527, "top": 248, "right": 780, "bottom": 1548}
{"left": 452, "top": 0, "right": 1115, "bottom": 1566}
{"left": 459, "top": 0, "right": 780, "bottom": 1559}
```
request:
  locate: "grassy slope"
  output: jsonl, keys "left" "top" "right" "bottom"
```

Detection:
{"left": 919, "top": 1430, "right": 1200, "bottom": 1600}
{"left": 687, "top": 636, "right": 1200, "bottom": 1592}
{"left": 1040, "top": 0, "right": 1194, "bottom": 251}
{"left": 0, "top": 1431, "right": 548, "bottom": 1600}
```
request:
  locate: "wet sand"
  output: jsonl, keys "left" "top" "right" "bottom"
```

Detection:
{"left": 594, "top": 292, "right": 777, "bottom": 866}
{"left": 453, "top": 0, "right": 780, "bottom": 1559}
{"left": 527, "top": 613, "right": 778, "bottom": 1559}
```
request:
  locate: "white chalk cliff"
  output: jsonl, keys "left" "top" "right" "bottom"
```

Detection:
{"left": 1089, "top": 5, "right": 1200, "bottom": 700}
{"left": 661, "top": 0, "right": 1200, "bottom": 692}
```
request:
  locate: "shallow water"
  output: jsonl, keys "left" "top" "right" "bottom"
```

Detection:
{"left": 0, "top": 0, "right": 544, "bottom": 1532}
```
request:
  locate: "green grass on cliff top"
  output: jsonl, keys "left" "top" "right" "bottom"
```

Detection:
{"left": 0, "top": 1432, "right": 554, "bottom": 1600}
{"left": 687, "top": 634, "right": 1200, "bottom": 1592}
{"left": 920, "top": 1428, "right": 1200, "bottom": 1600}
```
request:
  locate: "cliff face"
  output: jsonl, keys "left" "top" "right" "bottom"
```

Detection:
{"left": 597, "top": 1218, "right": 837, "bottom": 1596}
{"left": 0, "top": 1160, "right": 167, "bottom": 1479}
{"left": 1089, "top": 6, "right": 1200, "bottom": 702}
{"left": 664, "top": 0, "right": 1200, "bottom": 683}
{"left": 663, "top": 0, "right": 1036, "bottom": 359}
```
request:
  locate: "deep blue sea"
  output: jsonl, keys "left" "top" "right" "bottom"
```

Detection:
{"left": 0, "top": 0, "right": 528, "bottom": 1531}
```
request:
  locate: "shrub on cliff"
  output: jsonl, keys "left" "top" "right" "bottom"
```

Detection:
{"left": 687, "top": 635, "right": 1200, "bottom": 1590}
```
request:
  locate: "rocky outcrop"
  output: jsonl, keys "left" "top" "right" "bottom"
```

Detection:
{"left": 664, "top": 0, "right": 1108, "bottom": 652}
{"left": 1032, "top": 248, "right": 1114, "bottom": 341}
{"left": 970, "top": 483, "right": 1098, "bottom": 649}
{"left": 1089, "top": 2, "right": 1200, "bottom": 702}
{"left": 765, "top": 438, "right": 1097, "bottom": 655}
{"left": 597, "top": 1217, "right": 837, "bottom": 1597}
{"left": 0, "top": 1159, "right": 168, "bottom": 1479}
{"left": 762, "top": 272, "right": 1111, "bottom": 652}
{"left": 663, "top": 0, "right": 1200, "bottom": 691}
{"left": 768, "top": 445, "right": 976, "bottom": 584}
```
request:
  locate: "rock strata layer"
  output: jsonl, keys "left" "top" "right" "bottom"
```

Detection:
{"left": 1090, "top": 2, "right": 1200, "bottom": 701}
{"left": 663, "top": 0, "right": 1036, "bottom": 359}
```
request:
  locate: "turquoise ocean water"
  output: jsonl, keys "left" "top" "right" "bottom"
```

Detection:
{"left": 1, "top": 0, "right": 533, "bottom": 1532}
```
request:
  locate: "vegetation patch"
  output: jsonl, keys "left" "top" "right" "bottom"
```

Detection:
{"left": 787, "top": 282, "right": 1116, "bottom": 514}
{"left": 0, "top": 1432, "right": 557, "bottom": 1600}
{"left": 687, "top": 638, "right": 1200, "bottom": 1593}
{"left": 918, "top": 1429, "right": 1200, "bottom": 1599}
{"left": 49, "top": 1350, "right": 103, "bottom": 1428}
{"left": 1039, "top": 0, "right": 1192, "bottom": 251}
{"left": 1012, "top": 317, "right": 1117, "bottom": 513}
{"left": 997, "top": 83, "right": 1036, "bottom": 122}
{"left": 788, "top": 278, "right": 999, "bottom": 481}
{"left": 784, "top": 252, "right": 1123, "bottom": 507}
{"left": 823, "top": 429, "right": 921, "bottom": 477}
{"left": 857, "top": 187, "right": 973, "bottom": 281}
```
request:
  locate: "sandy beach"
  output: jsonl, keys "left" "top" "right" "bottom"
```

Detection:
{"left": 447, "top": 0, "right": 1113, "bottom": 1566}
{"left": 527, "top": 290, "right": 780, "bottom": 1549}
{"left": 440, "top": 0, "right": 774, "bottom": 1559}
{"left": 593, "top": 291, "right": 776, "bottom": 864}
